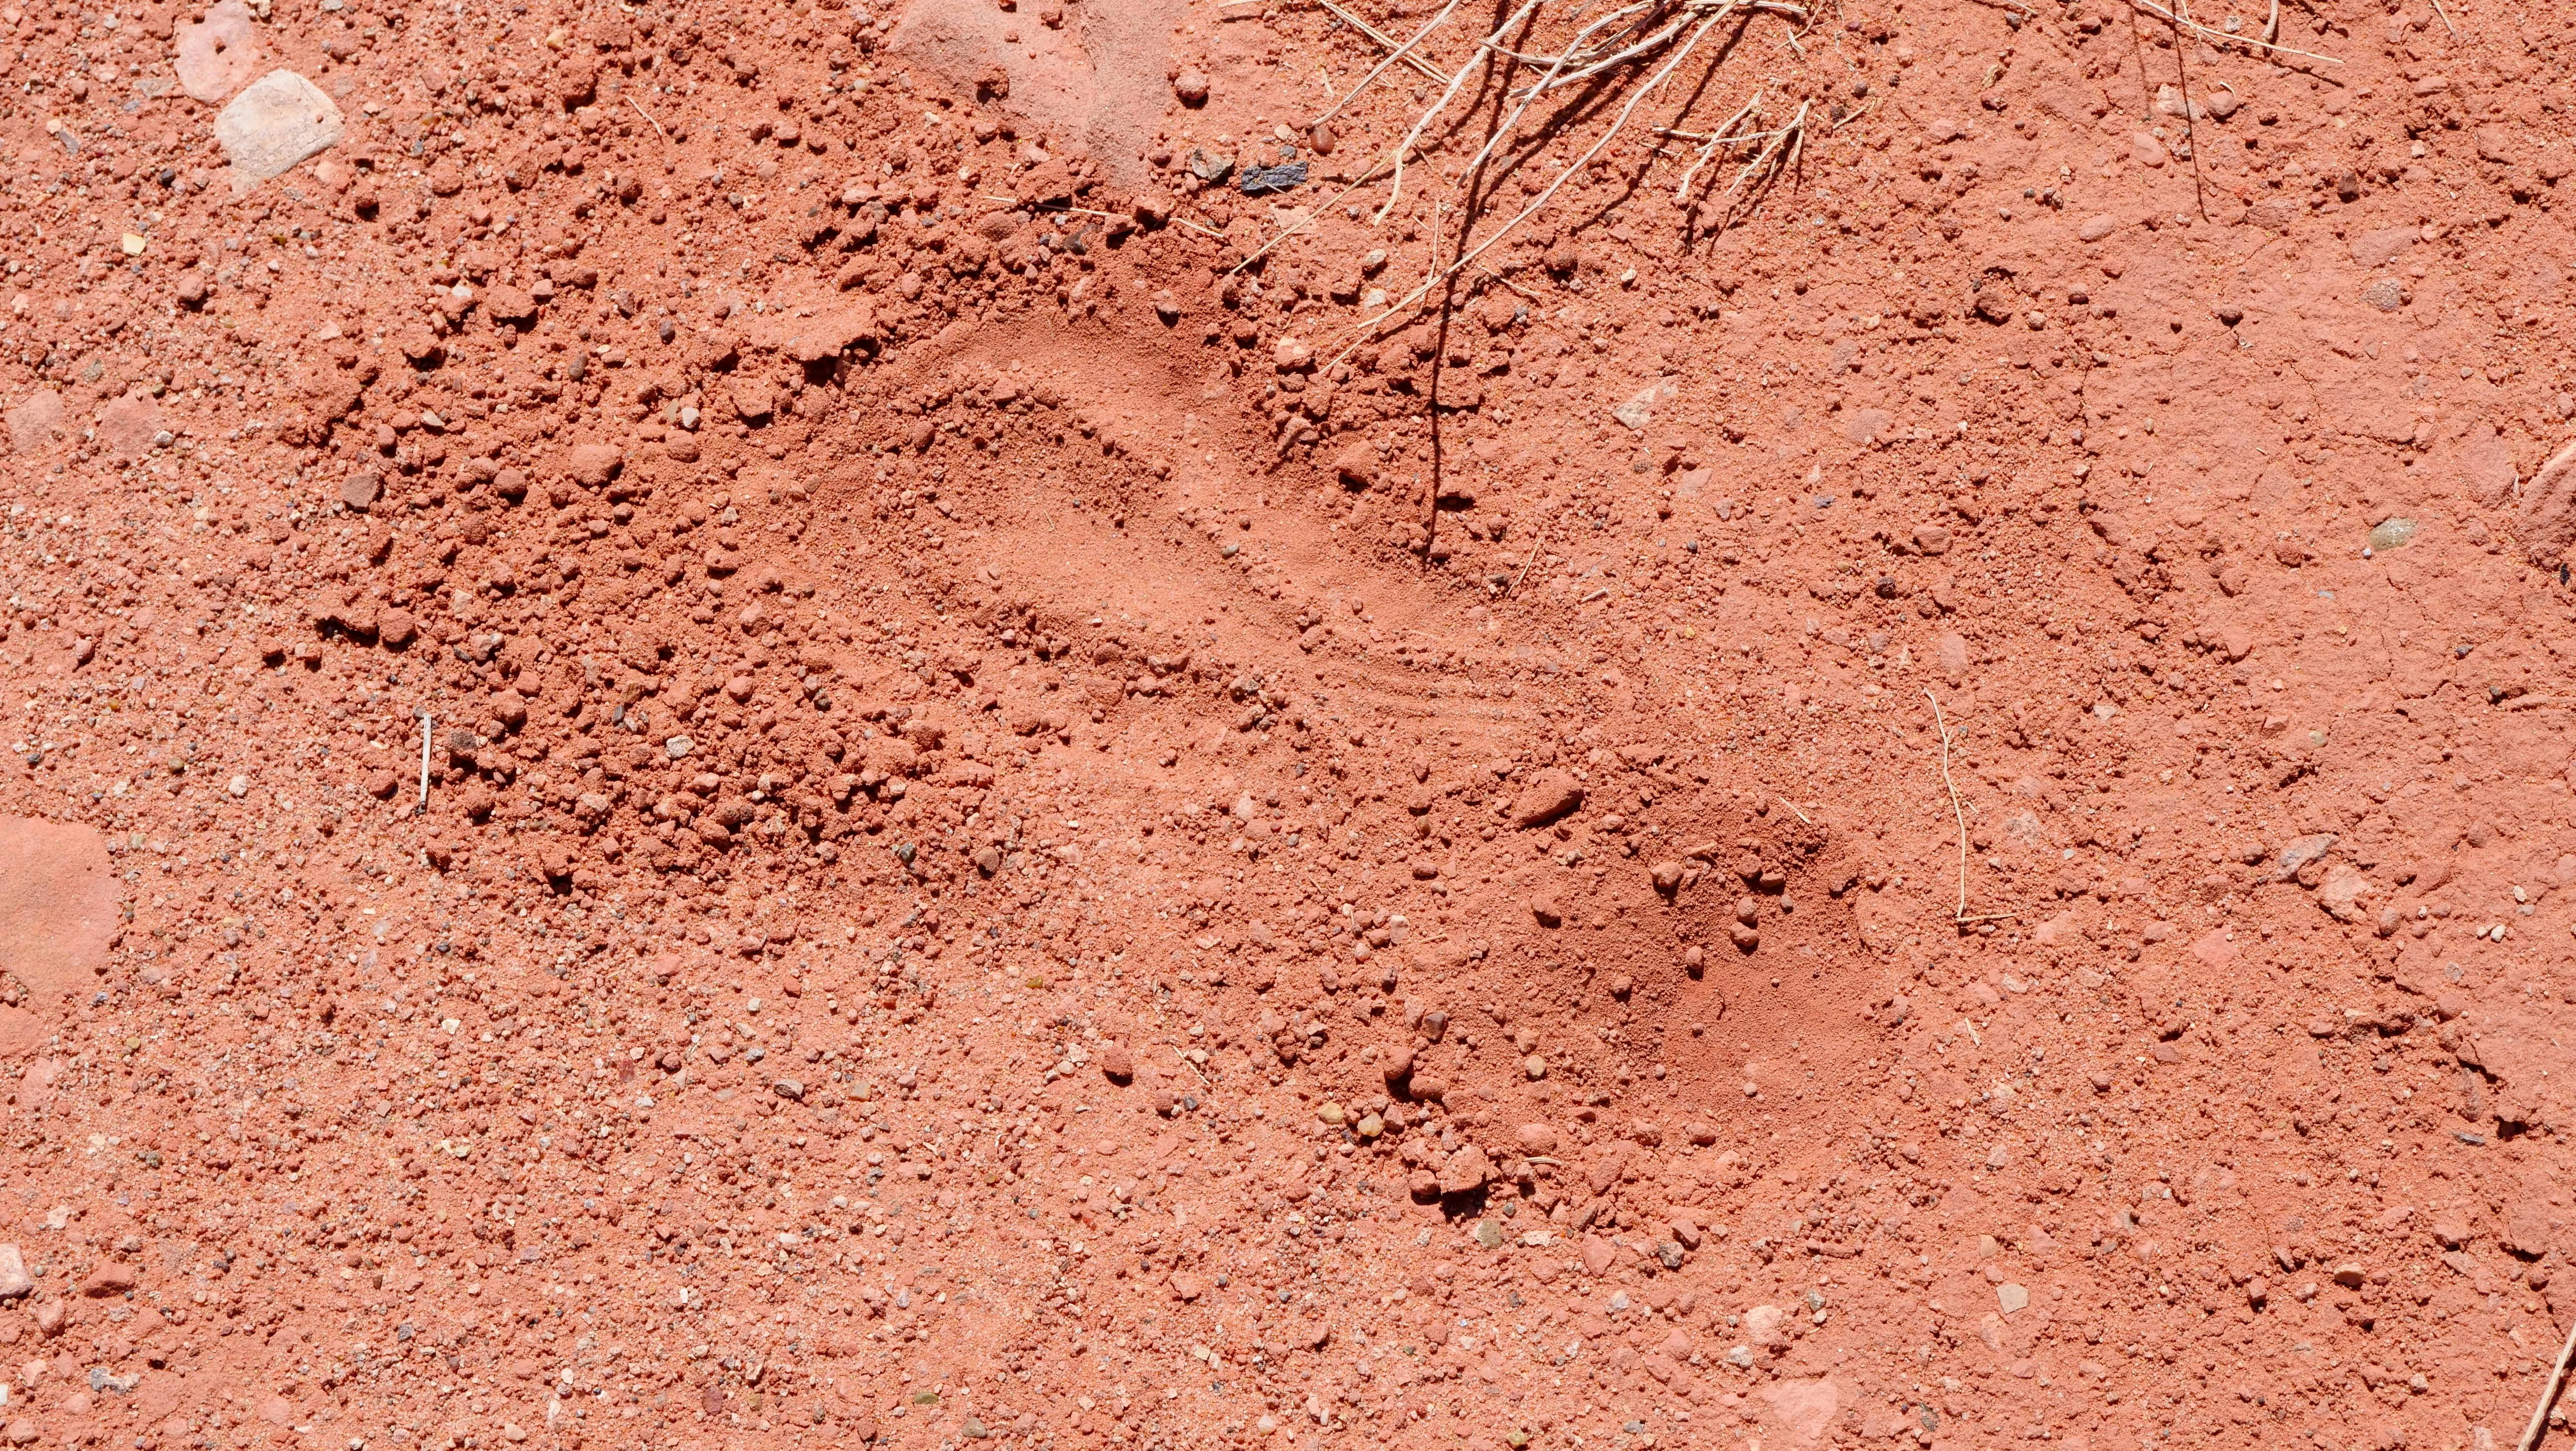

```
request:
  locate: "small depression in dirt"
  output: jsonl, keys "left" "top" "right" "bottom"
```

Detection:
{"left": 825, "top": 318, "right": 1902, "bottom": 1200}
{"left": 1488, "top": 794, "right": 1887, "bottom": 1162}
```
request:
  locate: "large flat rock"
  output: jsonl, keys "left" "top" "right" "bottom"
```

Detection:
{"left": 215, "top": 70, "right": 343, "bottom": 190}
{"left": 0, "top": 818, "right": 119, "bottom": 1006}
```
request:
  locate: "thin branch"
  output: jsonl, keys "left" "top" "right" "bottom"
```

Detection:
{"left": 1712, "top": 97, "right": 1805, "bottom": 223}
{"left": 2131, "top": 0, "right": 2339, "bottom": 62}
{"left": 1519, "top": 0, "right": 1805, "bottom": 95}
{"left": 1660, "top": 123, "right": 1798, "bottom": 144}
{"left": 977, "top": 189, "right": 1230, "bottom": 241}
{"left": 1526, "top": 7, "right": 1703, "bottom": 94}
{"left": 1923, "top": 687, "right": 1972, "bottom": 921}
{"left": 1373, "top": 0, "right": 1553, "bottom": 225}
{"left": 977, "top": 194, "right": 1153, "bottom": 228}
{"left": 1672, "top": 90, "right": 1763, "bottom": 201}
{"left": 1314, "top": 0, "right": 1462, "bottom": 125}
{"left": 1500, "top": 509, "right": 1555, "bottom": 600}
{"left": 1429, "top": 0, "right": 1666, "bottom": 218}
{"left": 1226, "top": 166, "right": 1392, "bottom": 277}
{"left": 1349, "top": 7, "right": 1734, "bottom": 345}
{"left": 628, "top": 96, "right": 668, "bottom": 143}
{"left": 2518, "top": 1312, "right": 2576, "bottom": 1451}
{"left": 2162, "top": 2, "right": 2210, "bottom": 220}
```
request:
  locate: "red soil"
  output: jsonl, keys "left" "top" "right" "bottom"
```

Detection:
{"left": 0, "top": 0, "right": 2574, "bottom": 1448}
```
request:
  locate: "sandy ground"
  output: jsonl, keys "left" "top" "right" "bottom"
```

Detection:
{"left": 0, "top": 0, "right": 2575, "bottom": 1448}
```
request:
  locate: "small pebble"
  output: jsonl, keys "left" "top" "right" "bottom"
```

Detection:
{"left": 1511, "top": 769, "right": 1584, "bottom": 828}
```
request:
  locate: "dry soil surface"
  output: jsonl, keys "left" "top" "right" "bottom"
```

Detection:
{"left": 2, "top": 1, "right": 2576, "bottom": 1450}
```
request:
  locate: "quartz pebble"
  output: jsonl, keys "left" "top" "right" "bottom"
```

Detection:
{"left": 214, "top": 71, "right": 344, "bottom": 188}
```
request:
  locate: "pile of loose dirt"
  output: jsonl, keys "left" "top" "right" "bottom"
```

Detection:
{"left": 0, "top": 0, "right": 2573, "bottom": 1446}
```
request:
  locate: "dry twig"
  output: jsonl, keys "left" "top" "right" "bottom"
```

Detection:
{"left": 1227, "top": 167, "right": 1392, "bottom": 277}
{"left": 1499, "top": 509, "right": 1555, "bottom": 600}
{"left": 1374, "top": 0, "right": 1552, "bottom": 224}
{"left": 1670, "top": 91, "right": 1764, "bottom": 201}
{"left": 981, "top": 188, "right": 1228, "bottom": 242}
{"left": 1474, "top": 262, "right": 1540, "bottom": 300}
{"left": 979, "top": 195, "right": 1161, "bottom": 234}
{"left": 2519, "top": 1314, "right": 2576, "bottom": 1451}
{"left": 628, "top": 96, "right": 668, "bottom": 143}
{"left": 1238, "top": 0, "right": 1805, "bottom": 307}
{"left": 1923, "top": 688, "right": 1973, "bottom": 921}
{"left": 1316, "top": 0, "right": 1462, "bottom": 123}
{"left": 1347, "top": 4, "right": 1737, "bottom": 350}
{"left": 1315, "top": 0, "right": 1457, "bottom": 86}
{"left": 1411, "top": 0, "right": 1686, "bottom": 228}
{"left": 989, "top": 190, "right": 1221, "bottom": 241}
{"left": 2157, "top": 4, "right": 2210, "bottom": 220}
{"left": 1711, "top": 97, "right": 1806, "bottom": 220}
{"left": 416, "top": 710, "right": 433, "bottom": 813}
{"left": 1518, "top": 0, "right": 1805, "bottom": 96}
{"left": 2131, "top": 0, "right": 2338, "bottom": 62}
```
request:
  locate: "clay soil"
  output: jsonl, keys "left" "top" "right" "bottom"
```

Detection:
{"left": 2, "top": 0, "right": 2576, "bottom": 1448}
